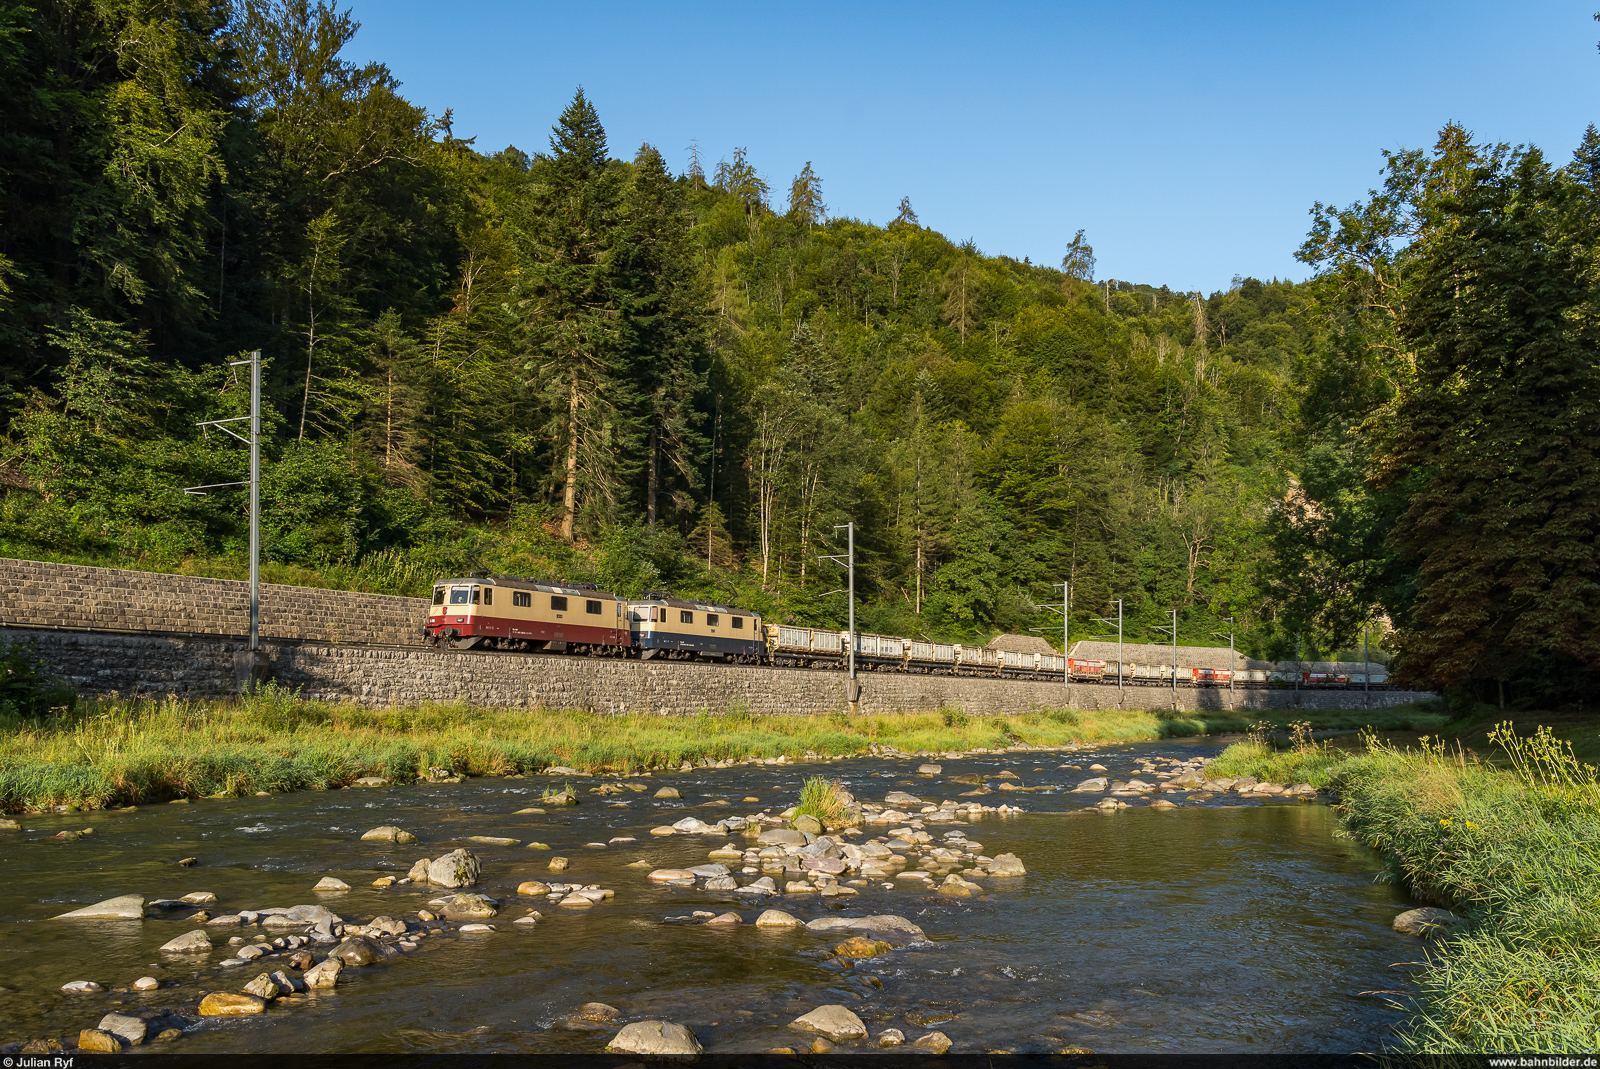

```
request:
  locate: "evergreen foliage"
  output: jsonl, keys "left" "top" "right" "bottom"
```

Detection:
{"left": 0, "top": 5, "right": 1592, "bottom": 698}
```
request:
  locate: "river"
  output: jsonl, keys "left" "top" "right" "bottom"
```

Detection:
{"left": 0, "top": 736, "right": 1416, "bottom": 1055}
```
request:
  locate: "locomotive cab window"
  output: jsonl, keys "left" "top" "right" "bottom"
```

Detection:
{"left": 679, "top": 610, "right": 694, "bottom": 624}
{"left": 706, "top": 613, "right": 719, "bottom": 627}
{"left": 513, "top": 591, "right": 531, "bottom": 608}
{"left": 585, "top": 600, "right": 602, "bottom": 615}
{"left": 449, "top": 588, "right": 470, "bottom": 605}
{"left": 551, "top": 596, "right": 568, "bottom": 612}
{"left": 655, "top": 607, "right": 666, "bottom": 622}
{"left": 471, "top": 588, "right": 480, "bottom": 604}
{"left": 432, "top": 588, "right": 445, "bottom": 605}
{"left": 731, "top": 616, "right": 743, "bottom": 629}
{"left": 482, "top": 588, "right": 492, "bottom": 605}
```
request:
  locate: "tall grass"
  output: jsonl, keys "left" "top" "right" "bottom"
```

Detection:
{"left": 793, "top": 777, "right": 851, "bottom": 826}
{"left": 0, "top": 688, "right": 1447, "bottom": 816}
{"left": 1213, "top": 723, "right": 1600, "bottom": 1055}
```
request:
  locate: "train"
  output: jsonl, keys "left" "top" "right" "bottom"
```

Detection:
{"left": 422, "top": 575, "right": 1388, "bottom": 688}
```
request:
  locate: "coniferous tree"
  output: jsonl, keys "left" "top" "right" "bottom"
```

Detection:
{"left": 787, "top": 162, "right": 825, "bottom": 229}
{"left": 513, "top": 88, "right": 629, "bottom": 540}
{"left": 617, "top": 144, "right": 710, "bottom": 529}
{"left": 1379, "top": 143, "right": 1600, "bottom": 692}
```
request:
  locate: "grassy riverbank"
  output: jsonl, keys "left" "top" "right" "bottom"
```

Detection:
{"left": 1211, "top": 722, "right": 1600, "bottom": 1055}
{"left": 0, "top": 685, "right": 1442, "bottom": 813}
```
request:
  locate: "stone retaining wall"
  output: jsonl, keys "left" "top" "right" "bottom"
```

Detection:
{"left": 0, "top": 557, "right": 428, "bottom": 646}
{"left": 4, "top": 628, "right": 1437, "bottom": 716}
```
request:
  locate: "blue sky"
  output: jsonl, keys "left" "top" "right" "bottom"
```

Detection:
{"left": 351, "top": 1, "right": 1598, "bottom": 294}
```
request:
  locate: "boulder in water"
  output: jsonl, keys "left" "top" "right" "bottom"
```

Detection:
{"left": 427, "top": 849, "right": 481, "bottom": 888}
{"left": 606, "top": 1020, "right": 703, "bottom": 1059}
{"left": 54, "top": 895, "right": 144, "bottom": 920}
{"left": 789, "top": 1005, "right": 867, "bottom": 1041}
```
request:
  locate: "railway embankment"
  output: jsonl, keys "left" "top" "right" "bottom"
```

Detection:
{"left": 3, "top": 626, "right": 1434, "bottom": 715}
{"left": 1, "top": 556, "right": 1434, "bottom": 714}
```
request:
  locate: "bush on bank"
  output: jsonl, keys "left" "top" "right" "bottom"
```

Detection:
{"left": 1213, "top": 726, "right": 1600, "bottom": 1055}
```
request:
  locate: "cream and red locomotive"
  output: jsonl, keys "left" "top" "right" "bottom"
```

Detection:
{"left": 422, "top": 574, "right": 1386, "bottom": 686}
{"left": 423, "top": 576, "right": 764, "bottom": 662}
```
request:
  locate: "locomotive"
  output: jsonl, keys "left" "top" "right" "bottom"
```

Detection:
{"left": 422, "top": 575, "right": 1387, "bottom": 687}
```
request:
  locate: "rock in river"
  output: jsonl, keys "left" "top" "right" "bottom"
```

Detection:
{"left": 912, "top": 1031, "right": 953, "bottom": 1054}
{"left": 574, "top": 1002, "right": 619, "bottom": 1021}
{"left": 790, "top": 1005, "right": 867, "bottom": 1041}
{"left": 159, "top": 929, "right": 212, "bottom": 952}
{"left": 77, "top": 1029, "right": 121, "bottom": 1053}
{"left": 606, "top": 1020, "right": 703, "bottom": 1059}
{"left": 517, "top": 880, "right": 551, "bottom": 896}
{"left": 937, "top": 874, "right": 982, "bottom": 897}
{"left": 875, "top": 1028, "right": 906, "bottom": 1047}
{"left": 243, "top": 972, "right": 283, "bottom": 1000}
{"left": 302, "top": 957, "right": 343, "bottom": 988}
{"left": 313, "top": 877, "right": 350, "bottom": 891}
{"left": 754, "top": 909, "right": 804, "bottom": 927}
{"left": 1393, "top": 907, "right": 1462, "bottom": 937}
{"left": 54, "top": 894, "right": 145, "bottom": 920}
{"left": 988, "top": 853, "right": 1026, "bottom": 876}
{"left": 757, "top": 828, "right": 805, "bottom": 847}
{"left": 60, "top": 980, "right": 103, "bottom": 993}
{"left": 427, "top": 848, "right": 482, "bottom": 888}
{"left": 443, "top": 894, "right": 499, "bottom": 920}
{"left": 792, "top": 814, "right": 823, "bottom": 836}
{"left": 804, "top": 914, "right": 925, "bottom": 940}
{"left": 884, "top": 791, "right": 921, "bottom": 807}
{"left": 1072, "top": 778, "right": 1108, "bottom": 792}
{"left": 329, "top": 935, "right": 394, "bottom": 966}
{"left": 361, "top": 826, "right": 417, "bottom": 843}
{"left": 654, "top": 787, "right": 681, "bottom": 799}
{"left": 917, "top": 763, "right": 942, "bottom": 775}
{"left": 833, "top": 936, "right": 892, "bottom": 958}
{"left": 97, "top": 1013, "right": 147, "bottom": 1046}
{"left": 648, "top": 868, "right": 697, "bottom": 883}
{"left": 198, "top": 992, "right": 266, "bottom": 1016}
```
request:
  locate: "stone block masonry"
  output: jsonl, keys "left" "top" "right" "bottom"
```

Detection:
{"left": 0, "top": 557, "right": 1433, "bottom": 714}
{"left": 0, "top": 557, "right": 428, "bottom": 646}
{"left": 4, "top": 628, "right": 1437, "bottom": 716}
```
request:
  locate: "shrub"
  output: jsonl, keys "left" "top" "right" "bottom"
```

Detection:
{"left": 794, "top": 776, "right": 849, "bottom": 827}
{"left": 0, "top": 638, "right": 75, "bottom": 726}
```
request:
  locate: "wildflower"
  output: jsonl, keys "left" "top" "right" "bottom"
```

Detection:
{"left": 1439, "top": 818, "right": 1452, "bottom": 828}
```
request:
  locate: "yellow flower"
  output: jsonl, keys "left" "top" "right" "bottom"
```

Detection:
{"left": 1439, "top": 818, "right": 1452, "bottom": 828}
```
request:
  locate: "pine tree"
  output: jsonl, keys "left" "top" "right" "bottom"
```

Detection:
{"left": 617, "top": 143, "right": 710, "bottom": 528}
{"left": 1381, "top": 143, "right": 1600, "bottom": 692}
{"left": 787, "top": 162, "right": 825, "bottom": 229}
{"left": 512, "top": 88, "right": 630, "bottom": 540}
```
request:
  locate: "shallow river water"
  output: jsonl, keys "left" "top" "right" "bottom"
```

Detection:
{"left": 0, "top": 736, "right": 1417, "bottom": 1055}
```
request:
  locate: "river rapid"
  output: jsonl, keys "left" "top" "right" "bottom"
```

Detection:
{"left": 0, "top": 736, "right": 1417, "bottom": 1056}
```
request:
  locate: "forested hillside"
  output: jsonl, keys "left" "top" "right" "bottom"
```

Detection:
{"left": 2, "top": 2, "right": 1594, "bottom": 701}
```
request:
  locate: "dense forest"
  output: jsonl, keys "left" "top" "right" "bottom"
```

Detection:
{"left": 1, "top": 1, "right": 1595, "bottom": 703}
